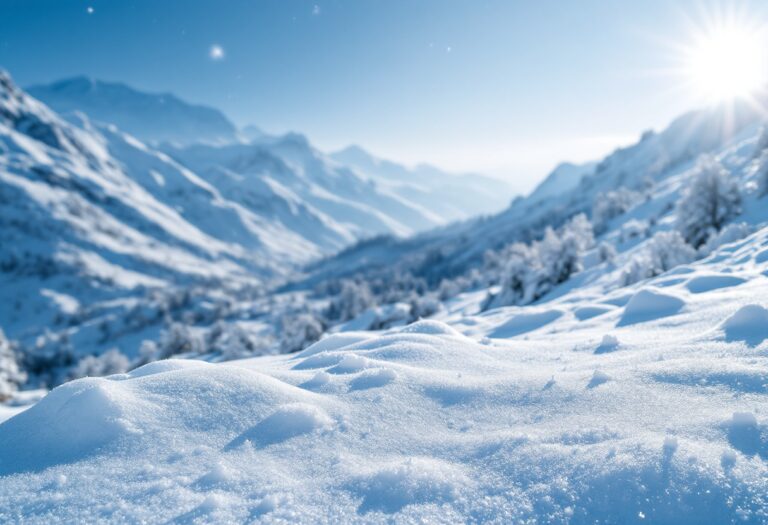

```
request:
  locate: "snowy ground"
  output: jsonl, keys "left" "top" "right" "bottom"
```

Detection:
{"left": 1, "top": 227, "right": 768, "bottom": 523}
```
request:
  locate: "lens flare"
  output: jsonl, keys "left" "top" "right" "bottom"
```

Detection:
{"left": 683, "top": 20, "right": 768, "bottom": 102}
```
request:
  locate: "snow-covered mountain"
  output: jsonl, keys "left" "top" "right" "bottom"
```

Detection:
{"left": 1, "top": 70, "right": 521, "bottom": 368}
{"left": 28, "top": 77, "right": 239, "bottom": 145}
{"left": 525, "top": 160, "right": 597, "bottom": 204}
{"left": 332, "top": 144, "right": 513, "bottom": 221}
{"left": 309, "top": 98, "right": 767, "bottom": 285}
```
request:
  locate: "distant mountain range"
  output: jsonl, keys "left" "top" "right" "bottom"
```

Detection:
{"left": 307, "top": 96, "right": 767, "bottom": 285}
{"left": 1, "top": 70, "right": 519, "bottom": 347}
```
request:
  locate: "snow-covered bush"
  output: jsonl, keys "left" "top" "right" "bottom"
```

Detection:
{"left": 676, "top": 156, "right": 742, "bottom": 248}
{"left": 280, "top": 312, "right": 325, "bottom": 353}
{"left": 592, "top": 187, "right": 641, "bottom": 233}
{"left": 699, "top": 222, "right": 755, "bottom": 257}
{"left": 70, "top": 348, "right": 130, "bottom": 380}
{"left": 325, "top": 279, "right": 375, "bottom": 322}
{"left": 597, "top": 241, "right": 617, "bottom": 264}
{"left": 0, "top": 329, "right": 26, "bottom": 400}
{"left": 539, "top": 214, "right": 594, "bottom": 284}
{"left": 620, "top": 231, "right": 696, "bottom": 286}
{"left": 756, "top": 150, "right": 768, "bottom": 197}
{"left": 140, "top": 322, "right": 205, "bottom": 362}
{"left": 487, "top": 214, "right": 594, "bottom": 309}
{"left": 206, "top": 321, "right": 273, "bottom": 360}
{"left": 487, "top": 242, "right": 539, "bottom": 308}
{"left": 409, "top": 295, "right": 441, "bottom": 321}
{"left": 619, "top": 219, "right": 649, "bottom": 243}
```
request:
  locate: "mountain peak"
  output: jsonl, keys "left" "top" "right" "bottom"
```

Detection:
{"left": 27, "top": 77, "right": 238, "bottom": 145}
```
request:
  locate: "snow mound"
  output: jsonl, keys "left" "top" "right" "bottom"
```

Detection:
{"left": 574, "top": 305, "right": 614, "bottom": 320}
{"left": 0, "top": 361, "right": 323, "bottom": 476}
{"left": 349, "top": 368, "right": 397, "bottom": 391}
{"left": 328, "top": 354, "right": 371, "bottom": 374}
{"left": 399, "top": 319, "right": 462, "bottom": 336}
{"left": 722, "top": 305, "right": 768, "bottom": 345}
{"left": 595, "top": 334, "right": 620, "bottom": 354}
{"left": 295, "top": 332, "right": 374, "bottom": 358}
{"left": 619, "top": 289, "right": 685, "bottom": 326}
{"left": 0, "top": 377, "right": 136, "bottom": 474}
{"left": 685, "top": 274, "right": 746, "bottom": 294}
{"left": 226, "top": 403, "right": 334, "bottom": 448}
{"left": 490, "top": 309, "right": 563, "bottom": 338}
{"left": 587, "top": 370, "right": 612, "bottom": 388}
{"left": 352, "top": 457, "right": 469, "bottom": 514}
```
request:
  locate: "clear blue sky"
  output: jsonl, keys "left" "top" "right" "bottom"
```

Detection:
{"left": 2, "top": 0, "right": 767, "bottom": 192}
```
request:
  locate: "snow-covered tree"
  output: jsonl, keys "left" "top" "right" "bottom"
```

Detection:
{"left": 487, "top": 214, "right": 594, "bottom": 309}
{"left": 487, "top": 242, "right": 539, "bottom": 308}
{"left": 756, "top": 150, "right": 768, "bottom": 197}
{"left": 540, "top": 214, "right": 594, "bottom": 284}
{"left": 325, "top": 279, "right": 375, "bottom": 322}
{"left": 280, "top": 312, "right": 325, "bottom": 353}
{"left": 70, "top": 348, "right": 130, "bottom": 380}
{"left": 699, "top": 222, "right": 755, "bottom": 257}
{"left": 676, "top": 156, "right": 742, "bottom": 248}
{"left": 207, "top": 321, "right": 273, "bottom": 360}
{"left": 142, "top": 322, "right": 205, "bottom": 362}
{"left": 597, "top": 241, "right": 617, "bottom": 264}
{"left": 619, "top": 219, "right": 649, "bottom": 243}
{"left": 0, "top": 329, "right": 26, "bottom": 400}
{"left": 620, "top": 231, "right": 696, "bottom": 286}
{"left": 409, "top": 295, "right": 441, "bottom": 321}
{"left": 592, "top": 188, "right": 641, "bottom": 233}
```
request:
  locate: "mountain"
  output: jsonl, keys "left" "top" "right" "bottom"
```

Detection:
{"left": 526, "top": 160, "right": 596, "bottom": 204}
{"left": 28, "top": 77, "right": 238, "bottom": 145}
{"left": 163, "top": 133, "right": 447, "bottom": 245}
{"left": 331, "top": 145, "right": 514, "bottom": 222}
{"left": 309, "top": 98, "right": 767, "bottom": 284}
{"left": 1, "top": 70, "right": 520, "bottom": 364}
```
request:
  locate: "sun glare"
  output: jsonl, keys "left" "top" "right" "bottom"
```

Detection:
{"left": 684, "top": 21, "right": 768, "bottom": 102}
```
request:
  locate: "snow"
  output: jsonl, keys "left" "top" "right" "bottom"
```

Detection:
{"left": 722, "top": 304, "right": 768, "bottom": 345}
{"left": 619, "top": 288, "right": 686, "bottom": 326}
{"left": 4, "top": 241, "right": 768, "bottom": 523}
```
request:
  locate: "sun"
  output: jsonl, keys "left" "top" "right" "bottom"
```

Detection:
{"left": 683, "top": 20, "right": 768, "bottom": 102}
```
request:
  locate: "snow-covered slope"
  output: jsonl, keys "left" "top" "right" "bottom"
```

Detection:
{"left": 5, "top": 69, "right": 540, "bottom": 387}
{"left": 28, "top": 77, "right": 238, "bottom": 145}
{"left": 310, "top": 98, "right": 767, "bottom": 284}
{"left": 2, "top": 221, "right": 768, "bottom": 523}
{"left": 164, "top": 135, "right": 445, "bottom": 243}
{"left": 332, "top": 144, "right": 514, "bottom": 222}
{"left": 526, "top": 160, "right": 597, "bottom": 204}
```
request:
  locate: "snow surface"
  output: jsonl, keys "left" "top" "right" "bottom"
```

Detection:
{"left": 2, "top": 226, "right": 768, "bottom": 522}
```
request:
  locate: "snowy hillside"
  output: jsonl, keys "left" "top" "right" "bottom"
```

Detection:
{"left": 525, "top": 160, "right": 597, "bottom": 204}
{"left": 332, "top": 145, "right": 513, "bottom": 221}
{"left": 309, "top": 98, "right": 767, "bottom": 285}
{"left": 2, "top": 70, "right": 523, "bottom": 377}
{"left": 2, "top": 208, "right": 768, "bottom": 522}
{"left": 28, "top": 77, "right": 239, "bottom": 145}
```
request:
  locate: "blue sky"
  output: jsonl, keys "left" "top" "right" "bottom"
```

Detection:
{"left": 2, "top": 0, "right": 767, "bottom": 191}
